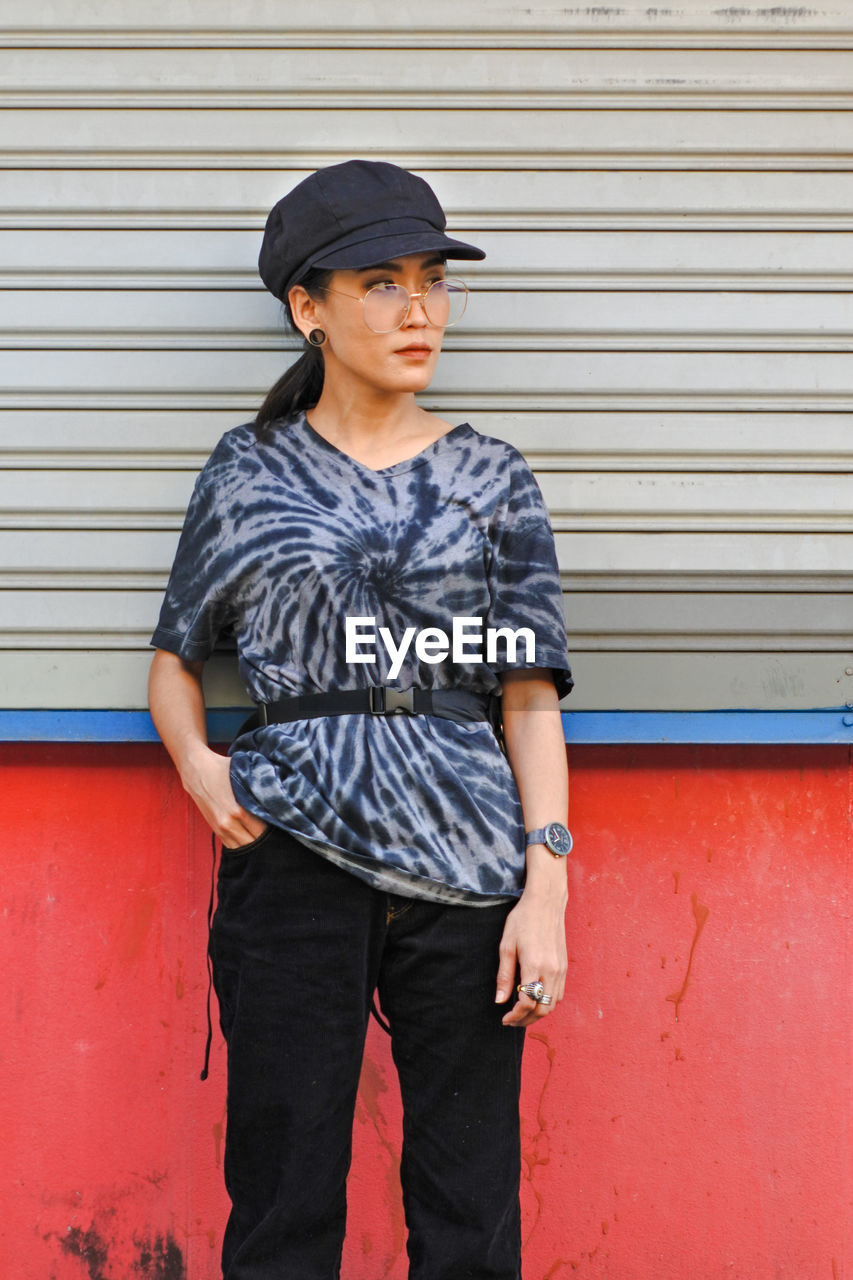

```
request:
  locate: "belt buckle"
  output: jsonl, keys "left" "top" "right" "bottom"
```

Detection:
{"left": 370, "top": 686, "right": 415, "bottom": 716}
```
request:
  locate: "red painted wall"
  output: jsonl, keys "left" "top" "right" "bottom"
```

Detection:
{"left": 2, "top": 743, "right": 850, "bottom": 1279}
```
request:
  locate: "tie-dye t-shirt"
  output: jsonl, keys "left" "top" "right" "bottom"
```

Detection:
{"left": 151, "top": 411, "right": 572, "bottom": 904}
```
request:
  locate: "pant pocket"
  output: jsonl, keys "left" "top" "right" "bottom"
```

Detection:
{"left": 220, "top": 823, "right": 275, "bottom": 857}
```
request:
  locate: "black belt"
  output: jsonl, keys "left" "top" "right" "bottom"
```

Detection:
{"left": 233, "top": 685, "right": 505, "bottom": 750}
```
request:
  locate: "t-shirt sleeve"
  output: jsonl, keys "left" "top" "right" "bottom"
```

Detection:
{"left": 485, "top": 450, "right": 573, "bottom": 701}
{"left": 150, "top": 462, "right": 237, "bottom": 661}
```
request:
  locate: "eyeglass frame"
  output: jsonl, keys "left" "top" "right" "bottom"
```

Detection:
{"left": 314, "top": 277, "right": 469, "bottom": 334}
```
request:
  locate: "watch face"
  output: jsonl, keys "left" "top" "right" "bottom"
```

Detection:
{"left": 545, "top": 822, "right": 573, "bottom": 856}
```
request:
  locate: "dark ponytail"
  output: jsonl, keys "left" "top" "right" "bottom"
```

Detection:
{"left": 254, "top": 267, "right": 333, "bottom": 441}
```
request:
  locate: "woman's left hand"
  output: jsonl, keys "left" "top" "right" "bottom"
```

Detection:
{"left": 495, "top": 879, "right": 568, "bottom": 1027}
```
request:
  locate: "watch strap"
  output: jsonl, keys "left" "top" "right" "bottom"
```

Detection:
{"left": 525, "top": 822, "right": 573, "bottom": 856}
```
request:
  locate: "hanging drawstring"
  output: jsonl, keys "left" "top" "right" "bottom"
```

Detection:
{"left": 369, "top": 995, "right": 391, "bottom": 1036}
{"left": 200, "top": 831, "right": 218, "bottom": 1081}
{"left": 199, "top": 826, "right": 390, "bottom": 1058}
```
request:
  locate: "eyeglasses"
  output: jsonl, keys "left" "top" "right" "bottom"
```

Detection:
{"left": 319, "top": 278, "right": 469, "bottom": 334}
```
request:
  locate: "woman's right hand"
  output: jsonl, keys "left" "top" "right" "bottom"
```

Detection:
{"left": 182, "top": 744, "right": 269, "bottom": 849}
{"left": 148, "top": 650, "right": 268, "bottom": 848}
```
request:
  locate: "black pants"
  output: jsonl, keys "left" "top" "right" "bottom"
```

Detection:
{"left": 209, "top": 824, "right": 525, "bottom": 1279}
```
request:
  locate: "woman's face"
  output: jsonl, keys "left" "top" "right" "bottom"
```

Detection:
{"left": 291, "top": 251, "right": 450, "bottom": 398}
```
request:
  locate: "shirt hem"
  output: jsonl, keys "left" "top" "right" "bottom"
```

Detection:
{"left": 230, "top": 770, "right": 520, "bottom": 906}
{"left": 150, "top": 625, "right": 211, "bottom": 661}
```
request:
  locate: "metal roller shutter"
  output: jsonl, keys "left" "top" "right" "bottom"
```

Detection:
{"left": 1, "top": 1, "right": 851, "bottom": 717}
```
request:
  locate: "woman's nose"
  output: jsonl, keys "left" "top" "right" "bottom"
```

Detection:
{"left": 404, "top": 291, "right": 430, "bottom": 326}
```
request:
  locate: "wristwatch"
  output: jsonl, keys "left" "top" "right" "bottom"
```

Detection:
{"left": 525, "top": 821, "right": 573, "bottom": 858}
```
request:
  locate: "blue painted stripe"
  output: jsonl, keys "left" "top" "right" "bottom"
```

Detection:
{"left": 0, "top": 709, "right": 245, "bottom": 744}
{"left": 562, "top": 710, "right": 853, "bottom": 745}
{"left": 0, "top": 708, "right": 851, "bottom": 744}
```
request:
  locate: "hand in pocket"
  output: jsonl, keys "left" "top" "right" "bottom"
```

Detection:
{"left": 184, "top": 747, "right": 269, "bottom": 848}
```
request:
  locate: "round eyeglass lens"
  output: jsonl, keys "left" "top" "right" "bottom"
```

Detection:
{"left": 362, "top": 283, "right": 410, "bottom": 333}
{"left": 424, "top": 279, "right": 468, "bottom": 328}
{"left": 361, "top": 279, "right": 468, "bottom": 333}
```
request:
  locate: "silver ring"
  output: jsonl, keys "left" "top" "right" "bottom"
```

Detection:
{"left": 538, "top": 994, "right": 553, "bottom": 1006}
{"left": 517, "top": 980, "right": 546, "bottom": 1002}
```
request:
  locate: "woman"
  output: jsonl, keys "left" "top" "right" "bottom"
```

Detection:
{"left": 148, "top": 159, "right": 573, "bottom": 1280}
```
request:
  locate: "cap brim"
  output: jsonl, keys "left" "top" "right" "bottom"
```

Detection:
{"left": 306, "top": 227, "right": 486, "bottom": 276}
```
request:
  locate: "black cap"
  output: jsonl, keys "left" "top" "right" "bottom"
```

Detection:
{"left": 258, "top": 160, "right": 486, "bottom": 304}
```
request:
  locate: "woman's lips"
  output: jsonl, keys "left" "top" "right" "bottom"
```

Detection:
{"left": 395, "top": 344, "right": 432, "bottom": 357}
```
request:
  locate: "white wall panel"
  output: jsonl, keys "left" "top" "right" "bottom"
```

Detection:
{"left": 3, "top": 469, "right": 852, "bottom": 534}
{"left": 4, "top": 108, "right": 853, "bottom": 172}
{"left": 3, "top": 590, "right": 852, "bottom": 655}
{"left": 8, "top": 171, "right": 853, "bottom": 231}
{"left": 0, "top": 650, "right": 846, "bottom": 717}
{"left": 0, "top": 2, "right": 851, "bottom": 46}
{"left": 4, "top": 47, "right": 853, "bottom": 104}
{"left": 1, "top": 1, "right": 851, "bottom": 712}
{"left": 8, "top": 289, "right": 853, "bottom": 348}
{"left": 3, "top": 411, "right": 853, "bottom": 475}
{"left": 5, "top": 351, "right": 853, "bottom": 411}
{"left": 6, "top": 230, "right": 853, "bottom": 293}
